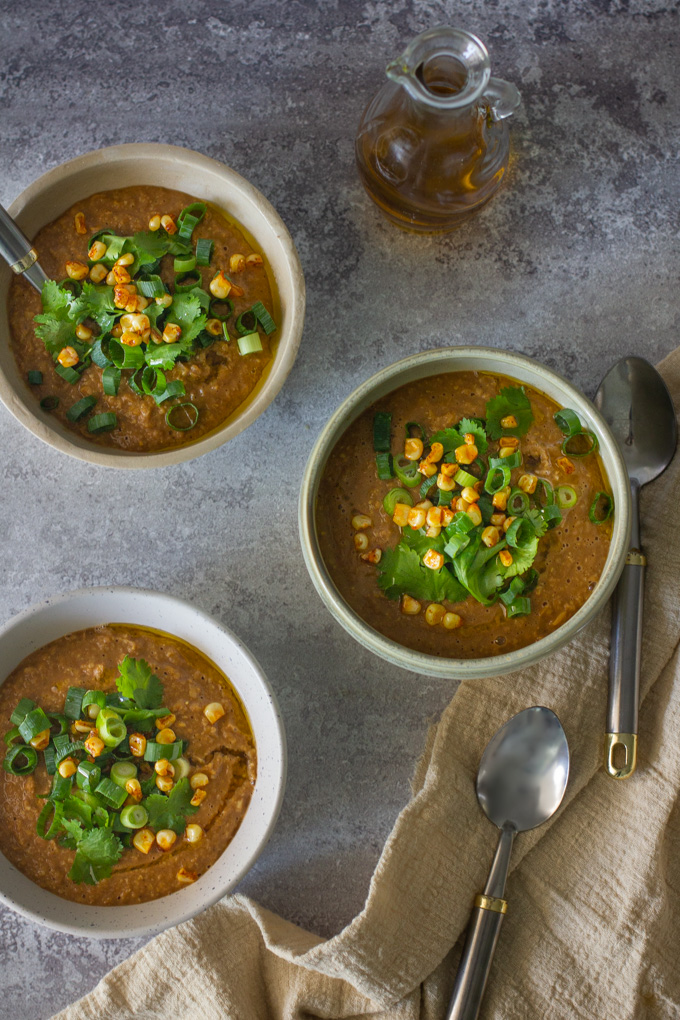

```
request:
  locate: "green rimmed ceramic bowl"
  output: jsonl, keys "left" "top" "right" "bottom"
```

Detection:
{"left": 299, "top": 346, "right": 631, "bottom": 679}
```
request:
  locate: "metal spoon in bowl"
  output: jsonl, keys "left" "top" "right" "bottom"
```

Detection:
{"left": 0, "top": 202, "right": 49, "bottom": 293}
{"left": 446, "top": 706, "right": 569, "bottom": 1020}
{"left": 594, "top": 357, "right": 676, "bottom": 779}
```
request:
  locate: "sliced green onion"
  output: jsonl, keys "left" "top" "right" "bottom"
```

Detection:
{"left": 523, "top": 568, "right": 539, "bottom": 593}
{"left": 393, "top": 456, "right": 421, "bottom": 488}
{"left": 383, "top": 488, "right": 414, "bottom": 515}
{"left": 44, "top": 744, "right": 56, "bottom": 775}
{"left": 165, "top": 402, "right": 199, "bottom": 432}
{"left": 373, "top": 412, "right": 392, "bottom": 453}
{"left": 95, "top": 777, "right": 128, "bottom": 809}
{"left": 195, "top": 238, "right": 214, "bottom": 266}
{"left": 47, "top": 712, "right": 68, "bottom": 735}
{"left": 172, "top": 757, "right": 191, "bottom": 780}
{"left": 542, "top": 503, "right": 563, "bottom": 528}
{"left": 174, "top": 254, "right": 197, "bottom": 273}
{"left": 447, "top": 511, "right": 477, "bottom": 536}
{"left": 88, "top": 412, "right": 117, "bottom": 434}
{"left": 209, "top": 297, "right": 234, "bottom": 320}
{"left": 28, "top": 370, "right": 43, "bottom": 385}
{"left": 589, "top": 491, "right": 614, "bottom": 524}
{"left": 54, "top": 739, "right": 84, "bottom": 765}
{"left": 102, "top": 365, "right": 121, "bottom": 396}
{"left": 535, "top": 478, "right": 554, "bottom": 507}
{"left": 50, "top": 772, "right": 74, "bottom": 802}
{"left": 66, "top": 395, "right": 97, "bottom": 422}
{"left": 177, "top": 202, "right": 206, "bottom": 239}
{"left": 554, "top": 408, "right": 582, "bottom": 437}
{"left": 484, "top": 465, "right": 511, "bottom": 494}
{"left": 76, "top": 761, "right": 101, "bottom": 793}
{"left": 55, "top": 363, "right": 81, "bottom": 384}
{"left": 250, "top": 300, "right": 277, "bottom": 335}
{"left": 438, "top": 489, "right": 453, "bottom": 507}
{"left": 419, "top": 477, "right": 435, "bottom": 500}
{"left": 499, "top": 577, "right": 526, "bottom": 605}
{"left": 110, "top": 761, "right": 138, "bottom": 789}
{"left": 53, "top": 734, "right": 70, "bottom": 757}
{"left": 237, "top": 332, "right": 263, "bottom": 356}
{"left": 96, "top": 709, "right": 126, "bottom": 748}
{"left": 506, "top": 596, "right": 531, "bottom": 618}
{"left": 454, "top": 468, "right": 478, "bottom": 489}
{"left": 375, "top": 451, "right": 394, "bottom": 480}
{"left": 506, "top": 517, "right": 536, "bottom": 550}
{"left": 120, "top": 804, "right": 149, "bottom": 829}
{"left": 490, "top": 451, "right": 521, "bottom": 470}
{"left": 507, "top": 488, "right": 530, "bottom": 515}
{"left": 154, "top": 380, "right": 186, "bottom": 405}
{"left": 174, "top": 270, "right": 202, "bottom": 292}
{"left": 40, "top": 396, "right": 59, "bottom": 411}
{"left": 36, "top": 799, "right": 64, "bottom": 839}
{"left": 555, "top": 485, "right": 578, "bottom": 509}
{"left": 562, "top": 431, "right": 599, "bottom": 457}
{"left": 405, "top": 421, "right": 428, "bottom": 445}
{"left": 3, "top": 744, "right": 38, "bottom": 775}
{"left": 18, "top": 707, "right": 51, "bottom": 743}
{"left": 235, "top": 309, "right": 258, "bottom": 335}
{"left": 11, "top": 698, "right": 36, "bottom": 726}
{"left": 144, "top": 740, "right": 183, "bottom": 762}
{"left": 82, "top": 690, "right": 106, "bottom": 715}
{"left": 4, "top": 726, "right": 21, "bottom": 747}
{"left": 64, "top": 687, "right": 87, "bottom": 720}
{"left": 137, "top": 275, "right": 167, "bottom": 298}
{"left": 90, "top": 338, "right": 112, "bottom": 368}
{"left": 109, "top": 339, "right": 145, "bottom": 370}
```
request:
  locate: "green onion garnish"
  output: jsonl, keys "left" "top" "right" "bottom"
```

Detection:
{"left": 174, "top": 270, "right": 202, "bottom": 292}
{"left": 507, "top": 488, "right": 530, "bottom": 515}
{"left": 176, "top": 202, "right": 207, "bottom": 240}
{"left": 3, "top": 744, "right": 38, "bottom": 776}
{"left": 90, "top": 338, "right": 112, "bottom": 368}
{"left": 499, "top": 577, "right": 526, "bottom": 605}
{"left": 76, "top": 761, "right": 101, "bottom": 793}
{"left": 88, "top": 412, "right": 117, "bottom": 434}
{"left": 438, "top": 489, "right": 453, "bottom": 507}
{"left": 50, "top": 772, "right": 74, "bottom": 802}
{"left": 18, "top": 707, "right": 51, "bottom": 743}
{"left": 44, "top": 744, "right": 56, "bottom": 775}
{"left": 109, "top": 339, "right": 145, "bottom": 370}
{"left": 3, "top": 726, "right": 21, "bottom": 747}
{"left": 554, "top": 409, "right": 582, "bottom": 437}
{"left": 47, "top": 712, "right": 68, "bottom": 736}
{"left": 66, "top": 395, "right": 97, "bottom": 422}
{"left": 39, "top": 396, "right": 59, "bottom": 411}
{"left": 589, "top": 491, "right": 614, "bottom": 524}
{"left": 144, "top": 740, "right": 184, "bottom": 762}
{"left": 55, "top": 363, "right": 81, "bottom": 384}
{"left": 235, "top": 309, "right": 258, "bottom": 335}
{"left": 506, "top": 596, "right": 531, "bottom": 618}
{"left": 383, "top": 488, "right": 414, "bottom": 515}
{"left": 209, "top": 297, "right": 234, "bottom": 320}
{"left": 36, "top": 799, "right": 64, "bottom": 839}
{"left": 237, "top": 332, "right": 263, "bottom": 356}
{"left": 136, "top": 275, "right": 167, "bottom": 298}
{"left": 542, "top": 504, "right": 563, "bottom": 528}
{"left": 120, "top": 804, "right": 149, "bottom": 829}
{"left": 555, "top": 485, "right": 578, "bottom": 509}
{"left": 419, "top": 477, "right": 435, "bottom": 500}
{"left": 373, "top": 412, "right": 392, "bottom": 453}
{"left": 484, "top": 465, "right": 511, "bottom": 494}
{"left": 562, "top": 431, "right": 599, "bottom": 457}
{"left": 535, "top": 478, "right": 555, "bottom": 507}
{"left": 505, "top": 517, "right": 536, "bottom": 550}
{"left": 64, "top": 687, "right": 87, "bottom": 720}
{"left": 102, "top": 365, "right": 121, "bottom": 396}
{"left": 94, "top": 777, "right": 127, "bottom": 809}
{"left": 82, "top": 690, "right": 106, "bottom": 716}
{"left": 54, "top": 740, "right": 84, "bottom": 765}
{"left": 165, "top": 402, "right": 199, "bottom": 432}
{"left": 375, "top": 452, "right": 394, "bottom": 480}
{"left": 393, "top": 456, "right": 420, "bottom": 488}
{"left": 173, "top": 254, "right": 197, "bottom": 273}
{"left": 405, "top": 421, "right": 428, "bottom": 445}
{"left": 250, "top": 300, "right": 277, "bottom": 335}
{"left": 96, "top": 709, "right": 126, "bottom": 748}
{"left": 454, "top": 468, "right": 478, "bottom": 489}
{"left": 195, "top": 238, "right": 214, "bottom": 266}
{"left": 27, "top": 370, "right": 43, "bottom": 385}
{"left": 11, "top": 698, "right": 36, "bottom": 727}
{"left": 110, "top": 761, "right": 137, "bottom": 789}
{"left": 490, "top": 451, "right": 521, "bottom": 470}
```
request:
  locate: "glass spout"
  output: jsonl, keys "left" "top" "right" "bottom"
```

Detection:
{"left": 484, "top": 77, "right": 521, "bottom": 121}
{"left": 384, "top": 26, "right": 491, "bottom": 111}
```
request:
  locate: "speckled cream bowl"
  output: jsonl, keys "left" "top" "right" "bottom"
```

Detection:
{"left": 0, "top": 143, "right": 305, "bottom": 468}
{"left": 0, "top": 587, "right": 286, "bottom": 938}
{"left": 300, "top": 347, "right": 631, "bottom": 680}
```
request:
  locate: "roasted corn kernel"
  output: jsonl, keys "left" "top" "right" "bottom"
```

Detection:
{"left": 492, "top": 486, "right": 511, "bottom": 511}
{"left": 58, "top": 757, "right": 77, "bottom": 779}
{"left": 360, "top": 548, "right": 382, "bottom": 564}
{"left": 499, "top": 436, "right": 519, "bottom": 450}
{"left": 88, "top": 240, "right": 107, "bottom": 261}
{"left": 84, "top": 731, "right": 105, "bottom": 757}
{"left": 121, "top": 330, "right": 143, "bottom": 347}
{"left": 57, "top": 346, "right": 79, "bottom": 367}
{"left": 503, "top": 516, "right": 517, "bottom": 533}
{"left": 89, "top": 264, "right": 108, "bottom": 283}
{"left": 354, "top": 532, "right": 369, "bottom": 552}
{"left": 190, "top": 773, "right": 209, "bottom": 790}
{"left": 400, "top": 594, "right": 421, "bottom": 615}
{"left": 455, "top": 444, "right": 477, "bottom": 465}
{"left": 177, "top": 867, "right": 199, "bottom": 884}
{"left": 437, "top": 471, "right": 456, "bottom": 492}
{"left": 425, "top": 603, "right": 445, "bottom": 626}
{"left": 154, "top": 758, "right": 175, "bottom": 777}
{"left": 185, "top": 824, "right": 204, "bottom": 845}
{"left": 190, "top": 789, "right": 207, "bottom": 807}
{"left": 129, "top": 733, "right": 147, "bottom": 757}
{"left": 518, "top": 474, "right": 538, "bottom": 494}
{"left": 148, "top": 214, "right": 161, "bottom": 231}
{"left": 156, "top": 829, "right": 177, "bottom": 851}
{"left": 392, "top": 503, "right": 411, "bottom": 527}
{"left": 481, "top": 526, "right": 500, "bottom": 548}
{"left": 65, "top": 260, "right": 89, "bottom": 281}
{"left": 155, "top": 713, "right": 176, "bottom": 729}
{"left": 404, "top": 437, "right": 424, "bottom": 461}
{"left": 209, "top": 271, "right": 231, "bottom": 299}
{"left": 206, "top": 318, "right": 223, "bottom": 336}
{"left": 74, "top": 212, "right": 87, "bottom": 234}
{"left": 155, "top": 774, "right": 174, "bottom": 793}
{"left": 30, "top": 729, "right": 50, "bottom": 751}
{"left": 156, "top": 727, "right": 176, "bottom": 745}
{"left": 424, "top": 441, "right": 444, "bottom": 464}
{"left": 418, "top": 461, "right": 437, "bottom": 478}
{"left": 162, "top": 322, "right": 182, "bottom": 344}
{"left": 499, "top": 549, "right": 514, "bottom": 568}
{"left": 423, "top": 548, "right": 444, "bottom": 570}
{"left": 461, "top": 486, "right": 480, "bottom": 503}
{"left": 160, "top": 214, "right": 177, "bottom": 234}
{"left": 500, "top": 414, "right": 518, "bottom": 429}
{"left": 466, "top": 503, "right": 483, "bottom": 526}
{"left": 442, "top": 612, "right": 462, "bottom": 630}
{"left": 351, "top": 514, "right": 372, "bottom": 531}
{"left": 408, "top": 507, "right": 427, "bottom": 529}
{"left": 204, "top": 703, "right": 225, "bottom": 724}
{"left": 245, "top": 253, "right": 263, "bottom": 266}
{"left": 229, "top": 253, "right": 246, "bottom": 273}
{"left": 133, "top": 828, "right": 155, "bottom": 854}
{"left": 125, "top": 778, "right": 142, "bottom": 802}
{"left": 557, "top": 456, "right": 575, "bottom": 475}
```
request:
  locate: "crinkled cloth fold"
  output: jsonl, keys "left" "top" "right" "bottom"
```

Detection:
{"left": 54, "top": 350, "right": 680, "bottom": 1020}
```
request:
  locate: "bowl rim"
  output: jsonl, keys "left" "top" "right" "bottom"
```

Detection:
{"left": 0, "top": 143, "right": 305, "bottom": 469}
{"left": 299, "top": 346, "right": 631, "bottom": 679}
{"left": 0, "top": 585, "right": 287, "bottom": 938}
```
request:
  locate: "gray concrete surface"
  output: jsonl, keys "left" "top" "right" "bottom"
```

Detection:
{"left": 0, "top": 0, "right": 678, "bottom": 1016}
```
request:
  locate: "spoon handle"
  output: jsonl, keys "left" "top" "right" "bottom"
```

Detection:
{"left": 605, "top": 478, "right": 642, "bottom": 779}
{"left": 446, "top": 826, "right": 514, "bottom": 1020}
{"left": 0, "top": 203, "right": 48, "bottom": 293}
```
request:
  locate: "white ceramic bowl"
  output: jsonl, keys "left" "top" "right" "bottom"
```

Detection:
{"left": 0, "top": 587, "right": 286, "bottom": 938}
{"left": 0, "top": 143, "right": 305, "bottom": 468}
{"left": 300, "top": 346, "right": 631, "bottom": 679}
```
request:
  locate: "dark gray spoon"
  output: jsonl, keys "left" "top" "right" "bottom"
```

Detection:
{"left": 0, "top": 202, "right": 49, "bottom": 292}
{"left": 595, "top": 357, "right": 677, "bottom": 778}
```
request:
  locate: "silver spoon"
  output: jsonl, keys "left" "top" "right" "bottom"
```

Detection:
{"left": 0, "top": 202, "right": 49, "bottom": 292}
{"left": 594, "top": 357, "right": 676, "bottom": 779}
{"left": 446, "top": 706, "right": 570, "bottom": 1020}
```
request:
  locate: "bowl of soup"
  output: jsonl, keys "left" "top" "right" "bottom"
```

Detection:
{"left": 0, "top": 143, "right": 305, "bottom": 467}
{"left": 0, "top": 586, "right": 286, "bottom": 937}
{"left": 300, "top": 347, "right": 631, "bottom": 679}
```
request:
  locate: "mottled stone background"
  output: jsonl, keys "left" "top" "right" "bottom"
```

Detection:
{"left": 0, "top": 0, "right": 678, "bottom": 1016}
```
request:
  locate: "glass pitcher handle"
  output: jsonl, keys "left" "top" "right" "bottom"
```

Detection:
{"left": 484, "top": 78, "right": 521, "bottom": 121}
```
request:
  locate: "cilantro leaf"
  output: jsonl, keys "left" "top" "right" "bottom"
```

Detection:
{"left": 378, "top": 543, "right": 467, "bottom": 604}
{"left": 144, "top": 778, "right": 198, "bottom": 834}
{"left": 116, "top": 656, "right": 164, "bottom": 709}
{"left": 34, "top": 282, "right": 79, "bottom": 356}
{"left": 457, "top": 418, "right": 488, "bottom": 454}
{"left": 451, "top": 530, "right": 507, "bottom": 605}
{"left": 68, "top": 827, "right": 123, "bottom": 885}
{"left": 524, "top": 508, "right": 548, "bottom": 539}
{"left": 145, "top": 342, "right": 184, "bottom": 370}
{"left": 502, "top": 536, "right": 539, "bottom": 578}
{"left": 70, "top": 283, "right": 118, "bottom": 332}
{"left": 429, "top": 428, "right": 465, "bottom": 455}
{"left": 166, "top": 293, "right": 207, "bottom": 349}
{"left": 485, "top": 387, "right": 534, "bottom": 439}
{"left": 130, "top": 230, "right": 172, "bottom": 266}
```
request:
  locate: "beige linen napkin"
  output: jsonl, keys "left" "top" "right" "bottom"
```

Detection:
{"left": 54, "top": 350, "right": 680, "bottom": 1020}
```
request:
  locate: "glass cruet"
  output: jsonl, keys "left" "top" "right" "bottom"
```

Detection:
{"left": 355, "top": 26, "right": 521, "bottom": 233}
